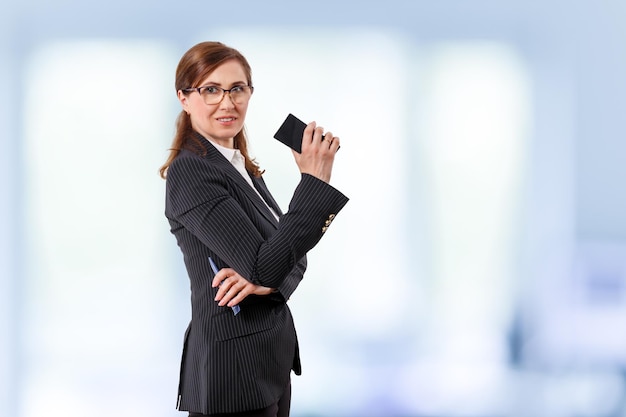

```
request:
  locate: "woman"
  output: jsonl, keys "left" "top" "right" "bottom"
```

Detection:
{"left": 160, "top": 41, "right": 349, "bottom": 417}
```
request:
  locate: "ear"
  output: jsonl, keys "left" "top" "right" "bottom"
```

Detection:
{"left": 177, "top": 90, "right": 189, "bottom": 113}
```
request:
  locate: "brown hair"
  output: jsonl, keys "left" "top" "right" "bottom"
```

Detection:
{"left": 159, "top": 41, "right": 262, "bottom": 179}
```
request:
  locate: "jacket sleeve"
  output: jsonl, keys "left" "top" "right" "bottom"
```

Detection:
{"left": 166, "top": 154, "right": 349, "bottom": 289}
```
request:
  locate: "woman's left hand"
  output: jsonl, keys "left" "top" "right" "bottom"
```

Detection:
{"left": 212, "top": 268, "right": 274, "bottom": 308}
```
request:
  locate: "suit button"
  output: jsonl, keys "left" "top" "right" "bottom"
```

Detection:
{"left": 322, "top": 226, "right": 328, "bottom": 233}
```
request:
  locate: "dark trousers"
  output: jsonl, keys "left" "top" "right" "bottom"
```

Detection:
{"left": 189, "top": 382, "right": 291, "bottom": 417}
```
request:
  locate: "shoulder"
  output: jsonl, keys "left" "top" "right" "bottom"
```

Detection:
{"left": 166, "top": 150, "right": 230, "bottom": 199}
{"left": 167, "top": 150, "right": 221, "bottom": 182}
{"left": 168, "top": 149, "right": 204, "bottom": 172}
{"left": 165, "top": 151, "right": 231, "bottom": 214}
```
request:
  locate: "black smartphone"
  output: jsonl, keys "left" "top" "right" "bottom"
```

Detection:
{"left": 273, "top": 113, "right": 307, "bottom": 153}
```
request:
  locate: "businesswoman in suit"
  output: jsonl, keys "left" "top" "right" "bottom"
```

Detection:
{"left": 160, "top": 41, "right": 349, "bottom": 417}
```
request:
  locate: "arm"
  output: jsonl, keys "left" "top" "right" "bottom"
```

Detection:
{"left": 166, "top": 154, "right": 348, "bottom": 289}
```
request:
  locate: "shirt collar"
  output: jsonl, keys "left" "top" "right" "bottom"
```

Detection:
{"left": 207, "top": 138, "right": 244, "bottom": 165}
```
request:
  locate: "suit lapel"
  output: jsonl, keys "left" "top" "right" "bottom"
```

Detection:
{"left": 251, "top": 176, "right": 283, "bottom": 217}
{"left": 202, "top": 139, "right": 280, "bottom": 228}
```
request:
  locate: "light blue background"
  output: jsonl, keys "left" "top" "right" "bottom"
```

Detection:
{"left": 2, "top": 1, "right": 626, "bottom": 416}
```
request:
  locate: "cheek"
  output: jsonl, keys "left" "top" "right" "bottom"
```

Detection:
{"left": 237, "top": 103, "right": 249, "bottom": 118}
{"left": 189, "top": 109, "right": 212, "bottom": 131}
{"left": 190, "top": 105, "right": 210, "bottom": 122}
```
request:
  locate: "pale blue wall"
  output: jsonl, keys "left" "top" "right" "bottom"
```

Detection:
{"left": 2, "top": 1, "right": 626, "bottom": 416}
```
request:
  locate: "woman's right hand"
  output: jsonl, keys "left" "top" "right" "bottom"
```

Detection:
{"left": 292, "top": 121, "right": 340, "bottom": 183}
{"left": 212, "top": 268, "right": 274, "bottom": 308}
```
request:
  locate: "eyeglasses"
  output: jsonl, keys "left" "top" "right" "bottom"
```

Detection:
{"left": 181, "top": 85, "right": 254, "bottom": 105}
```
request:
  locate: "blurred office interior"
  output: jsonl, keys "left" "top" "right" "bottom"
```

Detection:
{"left": 1, "top": 0, "right": 626, "bottom": 416}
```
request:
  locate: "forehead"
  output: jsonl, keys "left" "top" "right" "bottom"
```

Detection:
{"left": 200, "top": 59, "right": 248, "bottom": 85}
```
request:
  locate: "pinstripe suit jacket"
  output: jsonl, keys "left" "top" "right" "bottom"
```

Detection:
{"left": 165, "top": 133, "right": 349, "bottom": 414}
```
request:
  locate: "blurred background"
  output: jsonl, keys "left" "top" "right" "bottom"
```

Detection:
{"left": 1, "top": 0, "right": 626, "bottom": 416}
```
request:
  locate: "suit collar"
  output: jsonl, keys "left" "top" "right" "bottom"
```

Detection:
{"left": 190, "top": 132, "right": 280, "bottom": 227}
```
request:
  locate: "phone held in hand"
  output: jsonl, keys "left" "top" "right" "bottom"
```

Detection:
{"left": 273, "top": 113, "right": 307, "bottom": 153}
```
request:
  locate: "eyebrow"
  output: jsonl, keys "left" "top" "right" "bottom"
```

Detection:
{"left": 201, "top": 80, "right": 247, "bottom": 87}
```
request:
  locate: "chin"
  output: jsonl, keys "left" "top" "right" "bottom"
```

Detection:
{"left": 230, "top": 126, "right": 245, "bottom": 138}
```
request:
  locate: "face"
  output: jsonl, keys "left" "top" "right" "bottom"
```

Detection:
{"left": 178, "top": 59, "right": 251, "bottom": 149}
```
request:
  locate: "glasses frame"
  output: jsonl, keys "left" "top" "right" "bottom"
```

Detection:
{"left": 181, "top": 84, "right": 254, "bottom": 105}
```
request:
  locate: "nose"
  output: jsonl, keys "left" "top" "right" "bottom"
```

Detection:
{"left": 218, "top": 91, "right": 235, "bottom": 108}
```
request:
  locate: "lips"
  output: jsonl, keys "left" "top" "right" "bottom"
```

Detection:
{"left": 216, "top": 117, "right": 236, "bottom": 122}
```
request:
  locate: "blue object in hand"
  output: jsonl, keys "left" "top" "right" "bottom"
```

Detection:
{"left": 209, "top": 257, "right": 241, "bottom": 316}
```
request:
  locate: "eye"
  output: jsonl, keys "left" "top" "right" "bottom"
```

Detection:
{"left": 230, "top": 86, "right": 245, "bottom": 94}
{"left": 201, "top": 86, "right": 222, "bottom": 95}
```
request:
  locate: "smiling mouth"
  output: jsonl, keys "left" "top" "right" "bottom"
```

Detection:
{"left": 217, "top": 117, "right": 236, "bottom": 122}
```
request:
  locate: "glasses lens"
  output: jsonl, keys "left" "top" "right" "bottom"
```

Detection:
{"left": 201, "top": 86, "right": 224, "bottom": 105}
{"left": 198, "top": 86, "right": 252, "bottom": 105}
{"left": 230, "top": 86, "right": 251, "bottom": 104}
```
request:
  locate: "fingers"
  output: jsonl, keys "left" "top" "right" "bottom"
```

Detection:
{"left": 211, "top": 267, "right": 233, "bottom": 288}
{"left": 218, "top": 283, "right": 249, "bottom": 307}
{"left": 312, "top": 125, "right": 325, "bottom": 144}
{"left": 297, "top": 120, "right": 340, "bottom": 183}
{"left": 302, "top": 122, "right": 340, "bottom": 154}
{"left": 322, "top": 132, "right": 340, "bottom": 152}
{"left": 302, "top": 121, "right": 317, "bottom": 147}
{"left": 302, "top": 122, "right": 324, "bottom": 150}
{"left": 210, "top": 267, "right": 276, "bottom": 310}
{"left": 213, "top": 271, "right": 253, "bottom": 307}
